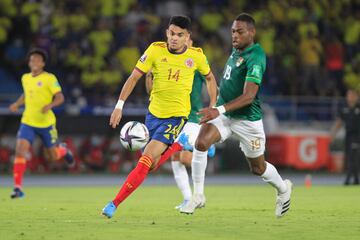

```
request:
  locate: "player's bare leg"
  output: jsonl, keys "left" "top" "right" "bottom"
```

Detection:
{"left": 11, "top": 139, "right": 30, "bottom": 198}
{"left": 180, "top": 123, "right": 220, "bottom": 214}
{"left": 246, "top": 155, "right": 292, "bottom": 218}
{"left": 46, "top": 144, "right": 75, "bottom": 167}
{"left": 102, "top": 140, "right": 167, "bottom": 218}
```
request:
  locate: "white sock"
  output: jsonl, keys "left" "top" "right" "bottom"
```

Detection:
{"left": 171, "top": 161, "right": 191, "bottom": 200}
{"left": 261, "top": 161, "right": 287, "bottom": 194}
{"left": 191, "top": 148, "right": 208, "bottom": 195}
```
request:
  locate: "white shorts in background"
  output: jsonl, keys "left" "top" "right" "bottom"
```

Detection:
{"left": 175, "top": 122, "right": 201, "bottom": 147}
{"left": 208, "top": 114, "right": 266, "bottom": 158}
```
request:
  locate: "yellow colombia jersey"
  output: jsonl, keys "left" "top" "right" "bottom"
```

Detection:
{"left": 21, "top": 72, "right": 62, "bottom": 128}
{"left": 135, "top": 41, "right": 210, "bottom": 118}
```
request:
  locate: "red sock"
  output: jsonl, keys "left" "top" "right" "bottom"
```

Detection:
{"left": 13, "top": 157, "right": 26, "bottom": 189}
{"left": 55, "top": 146, "right": 67, "bottom": 160}
{"left": 153, "top": 142, "right": 183, "bottom": 171}
{"left": 112, "top": 155, "right": 153, "bottom": 207}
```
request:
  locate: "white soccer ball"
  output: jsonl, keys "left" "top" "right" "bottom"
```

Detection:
{"left": 120, "top": 121, "right": 149, "bottom": 151}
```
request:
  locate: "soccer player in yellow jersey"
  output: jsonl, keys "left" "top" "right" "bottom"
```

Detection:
{"left": 8, "top": 48, "right": 74, "bottom": 199}
{"left": 102, "top": 16, "right": 218, "bottom": 218}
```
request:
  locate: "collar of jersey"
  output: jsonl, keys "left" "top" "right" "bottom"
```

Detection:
{"left": 167, "top": 45, "right": 188, "bottom": 55}
{"left": 233, "top": 43, "right": 259, "bottom": 56}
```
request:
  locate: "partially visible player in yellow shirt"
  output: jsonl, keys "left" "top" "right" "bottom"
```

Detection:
{"left": 102, "top": 16, "right": 218, "bottom": 219}
{"left": 8, "top": 48, "right": 75, "bottom": 199}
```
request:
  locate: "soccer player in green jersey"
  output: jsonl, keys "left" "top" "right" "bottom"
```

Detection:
{"left": 180, "top": 13, "right": 293, "bottom": 218}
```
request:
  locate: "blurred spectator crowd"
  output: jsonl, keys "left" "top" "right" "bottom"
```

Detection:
{"left": 0, "top": 0, "right": 360, "bottom": 110}
{"left": 0, "top": 134, "right": 143, "bottom": 173}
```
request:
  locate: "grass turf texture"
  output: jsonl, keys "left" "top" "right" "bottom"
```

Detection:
{"left": 0, "top": 185, "right": 359, "bottom": 240}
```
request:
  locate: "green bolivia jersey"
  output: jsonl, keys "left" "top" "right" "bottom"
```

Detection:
{"left": 217, "top": 43, "right": 266, "bottom": 121}
{"left": 188, "top": 71, "right": 205, "bottom": 123}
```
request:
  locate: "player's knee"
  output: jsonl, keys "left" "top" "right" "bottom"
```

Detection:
{"left": 195, "top": 138, "right": 210, "bottom": 151}
{"left": 249, "top": 165, "right": 265, "bottom": 176}
{"left": 179, "top": 154, "right": 191, "bottom": 167}
{"left": 47, "top": 153, "right": 57, "bottom": 162}
{"left": 15, "top": 147, "right": 27, "bottom": 158}
{"left": 15, "top": 151, "right": 26, "bottom": 158}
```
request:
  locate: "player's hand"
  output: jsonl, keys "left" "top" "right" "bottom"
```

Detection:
{"left": 9, "top": 103, "right": 19, "bottom": 113}
{"left": 198, "top": 107, "right": 219, "bottom": 124}
{"left": 42, "top": 104, "right": 52, "bottom": 113}
{"left": 110, "top": 108, "right": 122, "bottom": 128}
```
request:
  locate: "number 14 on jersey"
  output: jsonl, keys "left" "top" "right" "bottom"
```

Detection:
{"left": 168, "top": 68, "right": 180, "bottom": 81}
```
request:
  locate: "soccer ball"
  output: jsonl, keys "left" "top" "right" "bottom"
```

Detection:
{"left": 120, "top": 121, "right": 149, "bottom": 151}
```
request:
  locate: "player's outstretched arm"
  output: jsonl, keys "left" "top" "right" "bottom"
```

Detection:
{"left": 42, "top": 92, "right": 64, "bottom": 113}
{"left": 221, "top": 81, "right": 258, "bottom": 112}
{"left": 110, "top": 69, "right": 144, "bottom": 128}
{"left": 198, "top": 81, "right": 258, "bottom": 124}
{"left": 9, "top": 94, "right": 25, "bottom": 113}
{"left": 204, "top": 71, "right": 218, "bottom": 107}
{"left": 145, "top": 71, "right": 153, "bottom": 95}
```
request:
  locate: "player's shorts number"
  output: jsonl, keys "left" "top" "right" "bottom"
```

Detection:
{"left": 251, "top": 138, "right": 261, "bottom": 151}
{"left": 49, "top": 126, "right": 58, "bottom": 144}
{"left": 164, "top": 119, "right": 185, "bottom": 141}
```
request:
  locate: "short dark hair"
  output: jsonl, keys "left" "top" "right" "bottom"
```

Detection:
{"left": 168, "top": 15, "right": 191, "bottom": 31}
{"left": 28, "top": 48, "right": 48, "bottom": 62}
{"left": 235, "top": 13, "right": 255, "bottom": 28}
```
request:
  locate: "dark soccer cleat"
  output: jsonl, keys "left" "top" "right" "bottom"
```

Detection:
{"left": 10, "top": 187, "right": 25, "bottom": 199}
{"left": 59, "top": 143, "right": 75, "bottom": 167}
{"left": 102, "top": 201, "right": 117, "bottom": 219}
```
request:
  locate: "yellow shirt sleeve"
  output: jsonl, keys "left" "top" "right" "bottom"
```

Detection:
{"left": 48, "top": 74, "right": 62, "bottom": 94}
{"left": 196, "top": 50, "right": 211, "bottom": 76}
{"left": 135, "top": 43, "right": 155, "bottom": 73}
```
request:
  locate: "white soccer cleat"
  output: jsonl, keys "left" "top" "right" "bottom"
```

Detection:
{"left": 275, "top": 179, "right": 293, "bottom": 218}
{"left": 179, "top": 193, "right": 206, "bottom": 214}
{"left": 175, "top": 199, "right": 190, "bottom": 210}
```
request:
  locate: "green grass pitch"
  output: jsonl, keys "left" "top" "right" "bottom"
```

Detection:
{"left": 0, "top": 185, "right": 359, "bottom": 240}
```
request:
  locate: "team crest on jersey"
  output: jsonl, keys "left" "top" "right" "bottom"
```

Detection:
{"left": 37, "top": 81, "right": 42, "bottom": 87}
{"left": 139, "top": 54, "right": 147, "bottom": 63}
{"left": 236, "top": 57, "right": 244, "bottom": 67}
{"left": 185, "top": 58, "right": 194, "bottom": 68}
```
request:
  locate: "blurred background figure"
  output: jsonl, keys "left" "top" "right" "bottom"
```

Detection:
{"left": 330, "top": 89, "right": 360, "bottom": 185}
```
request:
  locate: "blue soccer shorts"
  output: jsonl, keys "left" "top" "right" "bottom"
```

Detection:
{"left": 145, "top": 111, "right": 186, "bottom": 145}
{"left": 17, "top": 123, "right": 58, "bottom": 148}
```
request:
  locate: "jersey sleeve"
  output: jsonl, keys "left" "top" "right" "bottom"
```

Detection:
{"left": 135, "top": 44, "right": 155, "bottom": 74}
{"left": 48, "top": 74, "right": 62, "bottom": 94}
{"left": 196, "top": 51, "right": 211, "bottom": 76}
{"left": 245, "top": 53, "right": 266, "bottom": 85}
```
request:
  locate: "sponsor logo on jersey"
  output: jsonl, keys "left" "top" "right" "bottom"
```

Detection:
{"left": 251, "top": 65, "right": 261, "bottom": 77}
{"left": 161, "top": 57, "right": 167, "bottom": 62}
{"left": 139, "top": 54, "right": 147, "bottom": 63}
{"left": 185, "top": 58, "right": 194, "bottom": 68}
{"left": 37, "top": 81, "right": 42, "bottom": 87}
{"left": 236, "top": 57, "right": 244, "bottom": 67}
